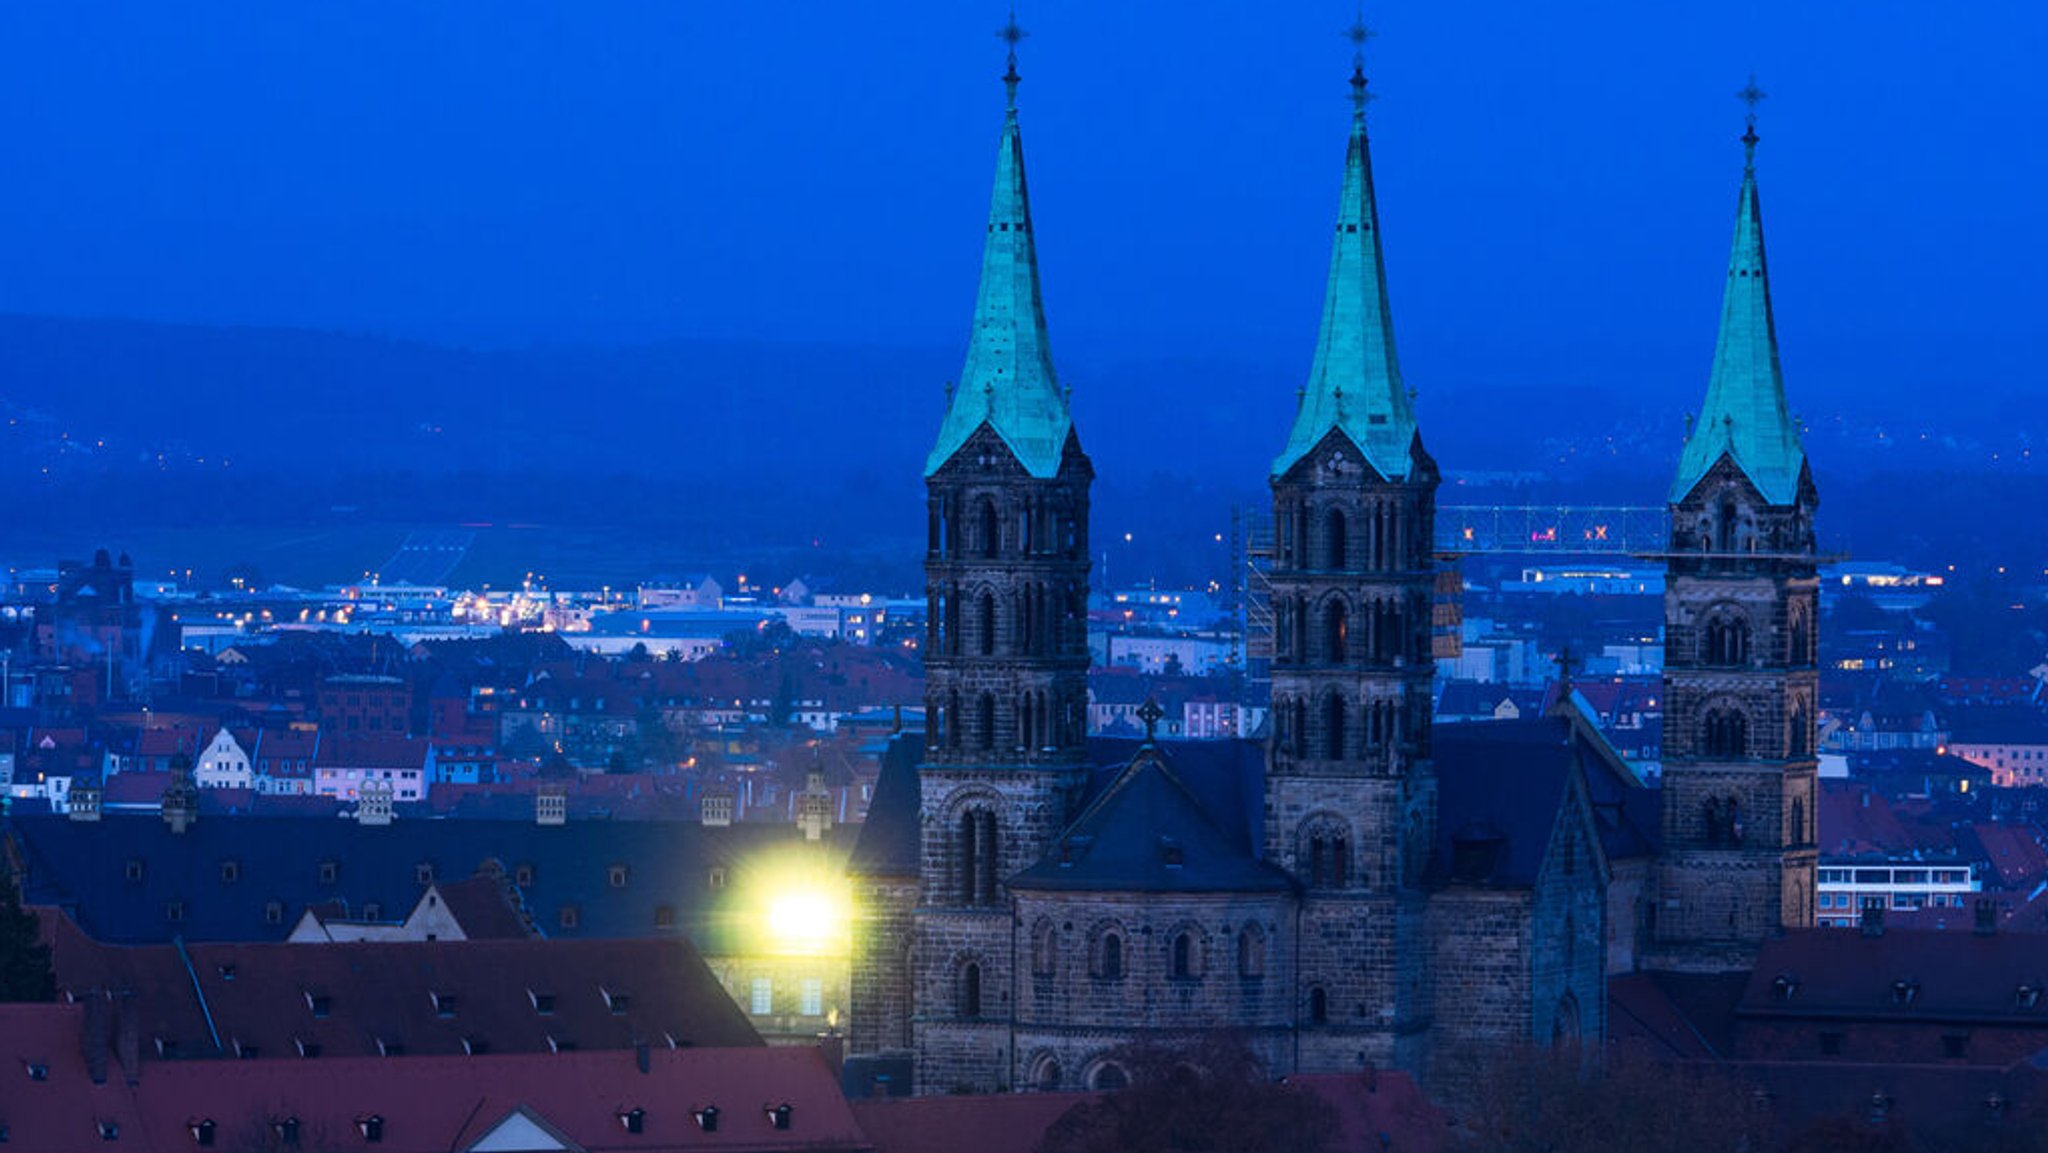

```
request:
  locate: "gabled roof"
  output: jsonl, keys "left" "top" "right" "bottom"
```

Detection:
{"left": 1670, "top": 124, "right": 1806, "bottom": 505}
{"left": 41, "top": 1038, "right": 859, "bottom": 1153}
{"left": 924, "top": 67, "right": 1074, "bottom": 479}
{"left": 9, "top": 812, "right": 853, "bottom": 949}
{"left": 846, "top": 733, "right": 922, "bottom": 878}
{"left": 1432, "top": 707, "right": 1658, "bottom": 877}
{"left": 1273, "top": 65, "right": 1421, "bottom": 481}
{"left": 1009, "top": 743, "right": 1291, "bottom": 894}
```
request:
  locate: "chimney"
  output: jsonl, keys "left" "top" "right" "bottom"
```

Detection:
{"left": 815, "top": 1031, "right": 844, "bottom": 1076}
{"left": 536, "top": 786, "right": 567, "bottom": 827}
{"left": 635, "top": 1041, "right": 651, "bottom": 1074}
{"left": 1975, "top": 898, "right": 1998, "bottom": 936}
{"left": 116, "top": 993, "right": 141, "bottom": 1085}
{"left": 1860, "top": 904, "right": 1886, "bottom": 937}
{"left": 80, "top": 992, "right": 110, "bottom": 1085}
{"left": 161, "top": 753, "right": 199, "bottom": 833}
{"left": 356, "top": 781, "right": 394, "bottom": 827}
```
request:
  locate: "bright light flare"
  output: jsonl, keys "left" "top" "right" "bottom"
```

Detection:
{"left": 766, "top": 889, "right": 844, "bottom": 954}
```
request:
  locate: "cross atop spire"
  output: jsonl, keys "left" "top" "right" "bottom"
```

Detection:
{"left": 1000, "top": 8, "right": 1027, "bottom": 111}
{"left": 1737, "top": 74, "right": 1767, "bottom": 170}
{"left": 1345, "top": 14, "right": 1376, "bottom": 117}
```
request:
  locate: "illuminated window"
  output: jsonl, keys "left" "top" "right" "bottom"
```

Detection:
{"left": 800, "top": 979, "right": 823, "bottom": 1016}
{"left": 750, "top": 978, "right": 773, "bottom": 1015}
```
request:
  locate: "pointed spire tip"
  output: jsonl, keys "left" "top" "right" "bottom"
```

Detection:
{"left": 999, "top": 7, "right": 1026, "bottom": 111}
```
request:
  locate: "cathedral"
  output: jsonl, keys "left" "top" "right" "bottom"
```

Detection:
{"left": 847, "top": 34, "right": 1818, "bottom": 1095}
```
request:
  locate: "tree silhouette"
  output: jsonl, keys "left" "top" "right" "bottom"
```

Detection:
{"left": 1036, "top": 1034, "right": 1336, "bottom": 1153}
{"left": 0, "top": 853, "right": 55, "bottom": 1002}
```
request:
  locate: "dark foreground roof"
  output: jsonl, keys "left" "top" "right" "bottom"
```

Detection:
{"left": 9, "top": 811, "right": 851, "bottom": 951}
{"left": 0, "top": 1000, "right": 853, "bottom": 1153}
{"left": 41, "top": 910, "right": 760, "bottom": 1060}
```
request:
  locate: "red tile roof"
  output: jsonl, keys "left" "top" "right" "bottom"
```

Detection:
{"left": 0, "top": 1000, "right": 859, "bottom": 1153}
{"left": 317, "top": 734, "right": 432, "bottom": 770}
{"left": 41, "top": 912, "right": 759, "bottom": 1062}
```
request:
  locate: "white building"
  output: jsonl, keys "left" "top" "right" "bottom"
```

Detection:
{"left": 193, "top": 728, "right": 253, "bottom": 790}
{"left": 1815, "top": 861, "right": 1979, "bottom": 928}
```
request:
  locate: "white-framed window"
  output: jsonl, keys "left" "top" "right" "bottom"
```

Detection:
{"left": 750, "top": 978, "right": 772, "bottom": 1016}
{"left": 799, "top": 979, "right": 823, "bottom": 1017}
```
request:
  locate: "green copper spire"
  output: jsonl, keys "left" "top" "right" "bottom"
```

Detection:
{"left": 1272, "top": 24, "right": 1419, "bottom": 480}
{"left": 1670, "top": 79, "right": 1806, "bottom": 505}
{"left": 924, "top": 13, "right": 1073, "bottom": 479}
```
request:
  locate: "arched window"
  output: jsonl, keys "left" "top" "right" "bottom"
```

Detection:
{"left": 1301, "top": 817, "right": 1351, "bottom": 888}
{"left": 1031, "top": 920, "right": 1058, "bottom": 978}
{"left": 1552, "top": 992, "right": 1581, "bottom": 1049}
{"left": 1324, "top": 694, "right": 1346, "bottom": 761}
{"left": 977, "top": 592, "right": 997, "bottom": 657}
{"left": 1789, "top": 706, "right": 1811, "bottom": 758}
{"left": 1702, "top": 706, "right": 1748, "bottom": 758}
{"left": 1089, "top": 1062, "right": 1129, "bottom": 1091}
{"left": 977, "top": 693, "right": 996, "bottom": 751}
{"left": 1791, "top": 797, "right": 1807, "bottom": 847}
{"left": 1171, "top": 932, "right": 1195, "bottom": 979}
{"left": 1716, "top": 497, "right": 1738, "bottom": 553}
{"left": 1790, "top": 610, "right": 1812, "bottom": 667}
{"left": 978, "top": 498, "right": 1000, "bottom": 559}
{"left": 1326, "top": 508, "right": 1348, "bottom": 571}
{"left": 1325, "top": 598, "right": 1348, "bottom": 663}
{"left": 1096, "top": 931, "right": 1124, "bottom": 980}
{"left": 958, "top": 809, "right": 998, "bottom": 905}
{"left": 1308, "top": 986, "right": 1328, "bottom": 1024}
{"left": 960, "top": 962, "right": 982, "bottom": 1018}
{"left": 1705, "top": 613, "right": 1750, "bottom": 666}
{"left": 1236, "top": 924, "right": 1266, "bottom": 978}
{"left": 946, "top": 690, "right": 963, "bottom": 748}
{"left": 1033, "top": 1055, "right": 1062, "bottom": 1092}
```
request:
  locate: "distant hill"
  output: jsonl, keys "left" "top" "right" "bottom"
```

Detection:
{"left": 0, "top": 313, "right": 2038, "bottom": 587}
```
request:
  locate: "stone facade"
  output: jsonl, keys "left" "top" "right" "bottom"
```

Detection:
{"left": 912, "top": 421, "right": 1093, "bottom": 1094}
{"left": 1653, "top": 454, "right": 1820, "bottom": 970}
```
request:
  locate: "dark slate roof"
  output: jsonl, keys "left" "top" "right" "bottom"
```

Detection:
{"left": 1434, "top": 709, "right": 1660, "bottom": 872}
{"left": 1080, "top": 737, "right": 1266, "bottom": 855}
{"left": 1009, "top": 744, "right": 1292, "bottom": 894}
{"left": 847, "top": 732, "right": 923, "bottom": 878}
{"left": 7, "top": 812, "right": 853, "bottom": 952}
{"left": 852, "top": 724, "right": 1641, "bottom": 894}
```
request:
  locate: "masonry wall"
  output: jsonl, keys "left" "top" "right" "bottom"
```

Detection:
{"left": 1009, "top": 890, "right": 1297, "bottom": 1091}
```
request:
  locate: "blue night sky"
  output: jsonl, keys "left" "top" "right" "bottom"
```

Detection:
{"left": 0, "top": 3, "right": 2040, "bottom": 403}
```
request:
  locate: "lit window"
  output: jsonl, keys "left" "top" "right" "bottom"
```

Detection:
{"left": 800, "top": 979, "right": 823, "bottom": 1016}
{"left": 750, "top": 978, "right": 773, "bottom": 1015}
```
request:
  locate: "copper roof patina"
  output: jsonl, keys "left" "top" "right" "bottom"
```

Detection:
{"left": 1272, "top": 53, "right": 1420, "bottom": 481}
{"left": 1670, "top": 100, "right": 1807, "bottom": 506}
{"left": 924, "top": 36, "right": 1074, "bottom": 479}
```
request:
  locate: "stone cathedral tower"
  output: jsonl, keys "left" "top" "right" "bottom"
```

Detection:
{"left": 1264, "top": 43, "right": 1439, "bottom": 1071}
{"left": 1654, "top": 93, "right": 1820, "bottom": 970}
{"left": 911, "top": 24, "right": 1093, "bottom": 1093}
